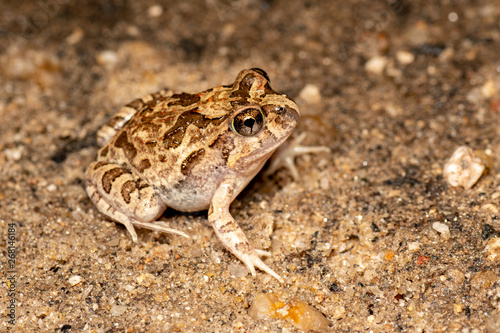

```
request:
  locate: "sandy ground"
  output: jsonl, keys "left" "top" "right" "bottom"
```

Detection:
{"left": 1, "top": 0, "right": 500, "bottom": 332}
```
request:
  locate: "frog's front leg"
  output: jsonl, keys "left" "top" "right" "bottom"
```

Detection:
{"left": 209, "top": 181, "right": 284, "bottom": 283}
{"left": 85, "top": 161, "right": 189, "bottom": 241}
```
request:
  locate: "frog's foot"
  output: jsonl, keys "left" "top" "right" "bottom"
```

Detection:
{"left": 210, "top": 219, "right": 284, "bottom": 283}
{"left": 239, "top": 249, "right": 284, "bottom": 283}
{"left": 86, "top": 183, "right": 189, "bottom": 242}
{"left": 265, "top": 132, "right": 330, "bottom": 180}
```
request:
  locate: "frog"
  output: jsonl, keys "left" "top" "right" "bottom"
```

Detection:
{"left": 85, "top": 68, "right": 325, "bottom": 283}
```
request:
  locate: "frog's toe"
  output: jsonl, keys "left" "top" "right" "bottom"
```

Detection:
{"left": 131, "top": 220, "right": 190, "bottom": 239}
{"left": 266, "top": 132, "right": 330, "bottom": 180}
{"left": 240, "top": 251, "right": 284, "bottom": 283}
{"left": 254, "top": 249, "right": 272, "bottom": 257}
{"left": 122, "top": 219, "right": 139, "bottom": 242}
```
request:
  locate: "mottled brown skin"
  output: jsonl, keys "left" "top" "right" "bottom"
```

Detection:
{"left": 85, "top": 69, "right": 301, "bottom": 282}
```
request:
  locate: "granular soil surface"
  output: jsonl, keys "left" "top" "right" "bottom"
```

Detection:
{"left": 1, "top": 0, "right": 500, "bottom": 332}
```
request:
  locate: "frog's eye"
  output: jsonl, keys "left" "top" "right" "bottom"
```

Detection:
{"left": 231, "top": 107, "right": 265, "bottom": 136}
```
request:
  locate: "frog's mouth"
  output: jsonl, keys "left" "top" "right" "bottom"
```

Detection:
{"left": 227, "top": 150, "right": 275, "bottom": 177}
{"left": 227, "top": 132, "right": 291, "bottom": 171}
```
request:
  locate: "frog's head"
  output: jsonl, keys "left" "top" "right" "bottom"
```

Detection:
{"left": 226, "top": 68, "right": 300, "bottom": 173}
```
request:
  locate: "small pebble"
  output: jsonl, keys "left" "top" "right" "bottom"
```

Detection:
{"left": 248, "top": 293, "right": 281, "bottom": 320}
{"left": 470, "top": 270, "right": 497, "bottom": 290}
{"left": 443, "top": 146, "right": 491, "bottom": 189}
{"left": 427, "top": 65, "right": 437, "bottom": 75}
{"left": 446, "top": 268, "right": 465, "bottom": 285}
{"left": 4, "top": 147, "right": 24, "bottom": 161}
{"left": 485, "top": 237, "right": 500, "bottom": 261}
{"left": 481, "top": 203, "right": 499, "bottom": 214}
{"left": 148, "top": 5, "right": 163, "bottom": 17}
{"left": 249, "top": 293, "right": 329, "bottom": 332}
{"left": 408, "top": 241, "right": 421, "bottom": 251}
{"left": 110, "top": 304, "right": 127, "bottom": 316}
{"left": 298, "top": 84, "right": 322, "bottom": 104}
{"left": 332, "top": 305, "right": 346, "bottom": 320}
{"left": 396, "top": 51, "right": 415, "bottom": 65}
{"left": 384, "top": 250, "right": 395, "bottom": 261}
{"left": 454, "top": 304, "right": 464, "bottom": 313}
{"left": 480, "top": 79, "right": 497, "bottom": 98}
{"left": 315, "top": 292, "right": 325, "bottom": 304}
{"left": 68, "top": 275, "right": 83, "bottom": 286}
{"left": 136, "top": 273, "right": 155, "bottom": 287}
{"left": 287, "top": 300, "right": 330, "bottom": 331}
{"left": 66, "top": 27, "right": 84, "bottom": 45}
{"left": 365, "top": 56, "right": 388, "bottom": 75}
{"left": 96, "top": 50, "right": 119, "bottom": 67}
{"left": 432, "top": 222, "right": 450, "bottom": 235}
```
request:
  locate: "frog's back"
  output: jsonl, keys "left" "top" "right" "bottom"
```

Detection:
{"left": 96, "top": 88, "right": 234, "bottom": 194}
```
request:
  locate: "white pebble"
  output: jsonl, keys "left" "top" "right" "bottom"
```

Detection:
{"left": 443, "top": 146, "right": 488, "bottom": 189}
{"left": 408, "top": 241, "right": 421, "bottom": 251}
{"left": 96, "top": 50, "right": 119, "bottom": 67}
{"left": 365, "top": 56, "right": 388, "bottom": 75}
{"left": 298, "top": 84, "right": 322, "bottom": 104}
{"left": 148, "top": 5, "right": 163, "bottom": 17}
{"left": 432, "top": 222, "right": 450, "bottom": 234}
{"left": 396, "top": 51, "right": 415, "bottom": 65}
{"left": 4, "top": 146, "right": 24, "bottom": 161}
{"left": 110, "top": 304, "right": 127, "bottom": 316}
{"left": 68, "top": 275, "right": 83, "bottom": 286}
{"left": 480, "top": 79, "right": 497, "bottom": 98}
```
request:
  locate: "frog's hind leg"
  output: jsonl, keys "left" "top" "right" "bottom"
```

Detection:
{"left": 85, "top": 161, "right": 189, "bottom": 241}
{"left": 97, "top": 104, "right": 141, "bottom": 146}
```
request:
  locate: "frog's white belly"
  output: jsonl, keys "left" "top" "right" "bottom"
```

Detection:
{"left": 159, "top": 180, "right": 216, "bottom": 212}
{"left": 160, "top": 165, "right": 264, "bottom": 212}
